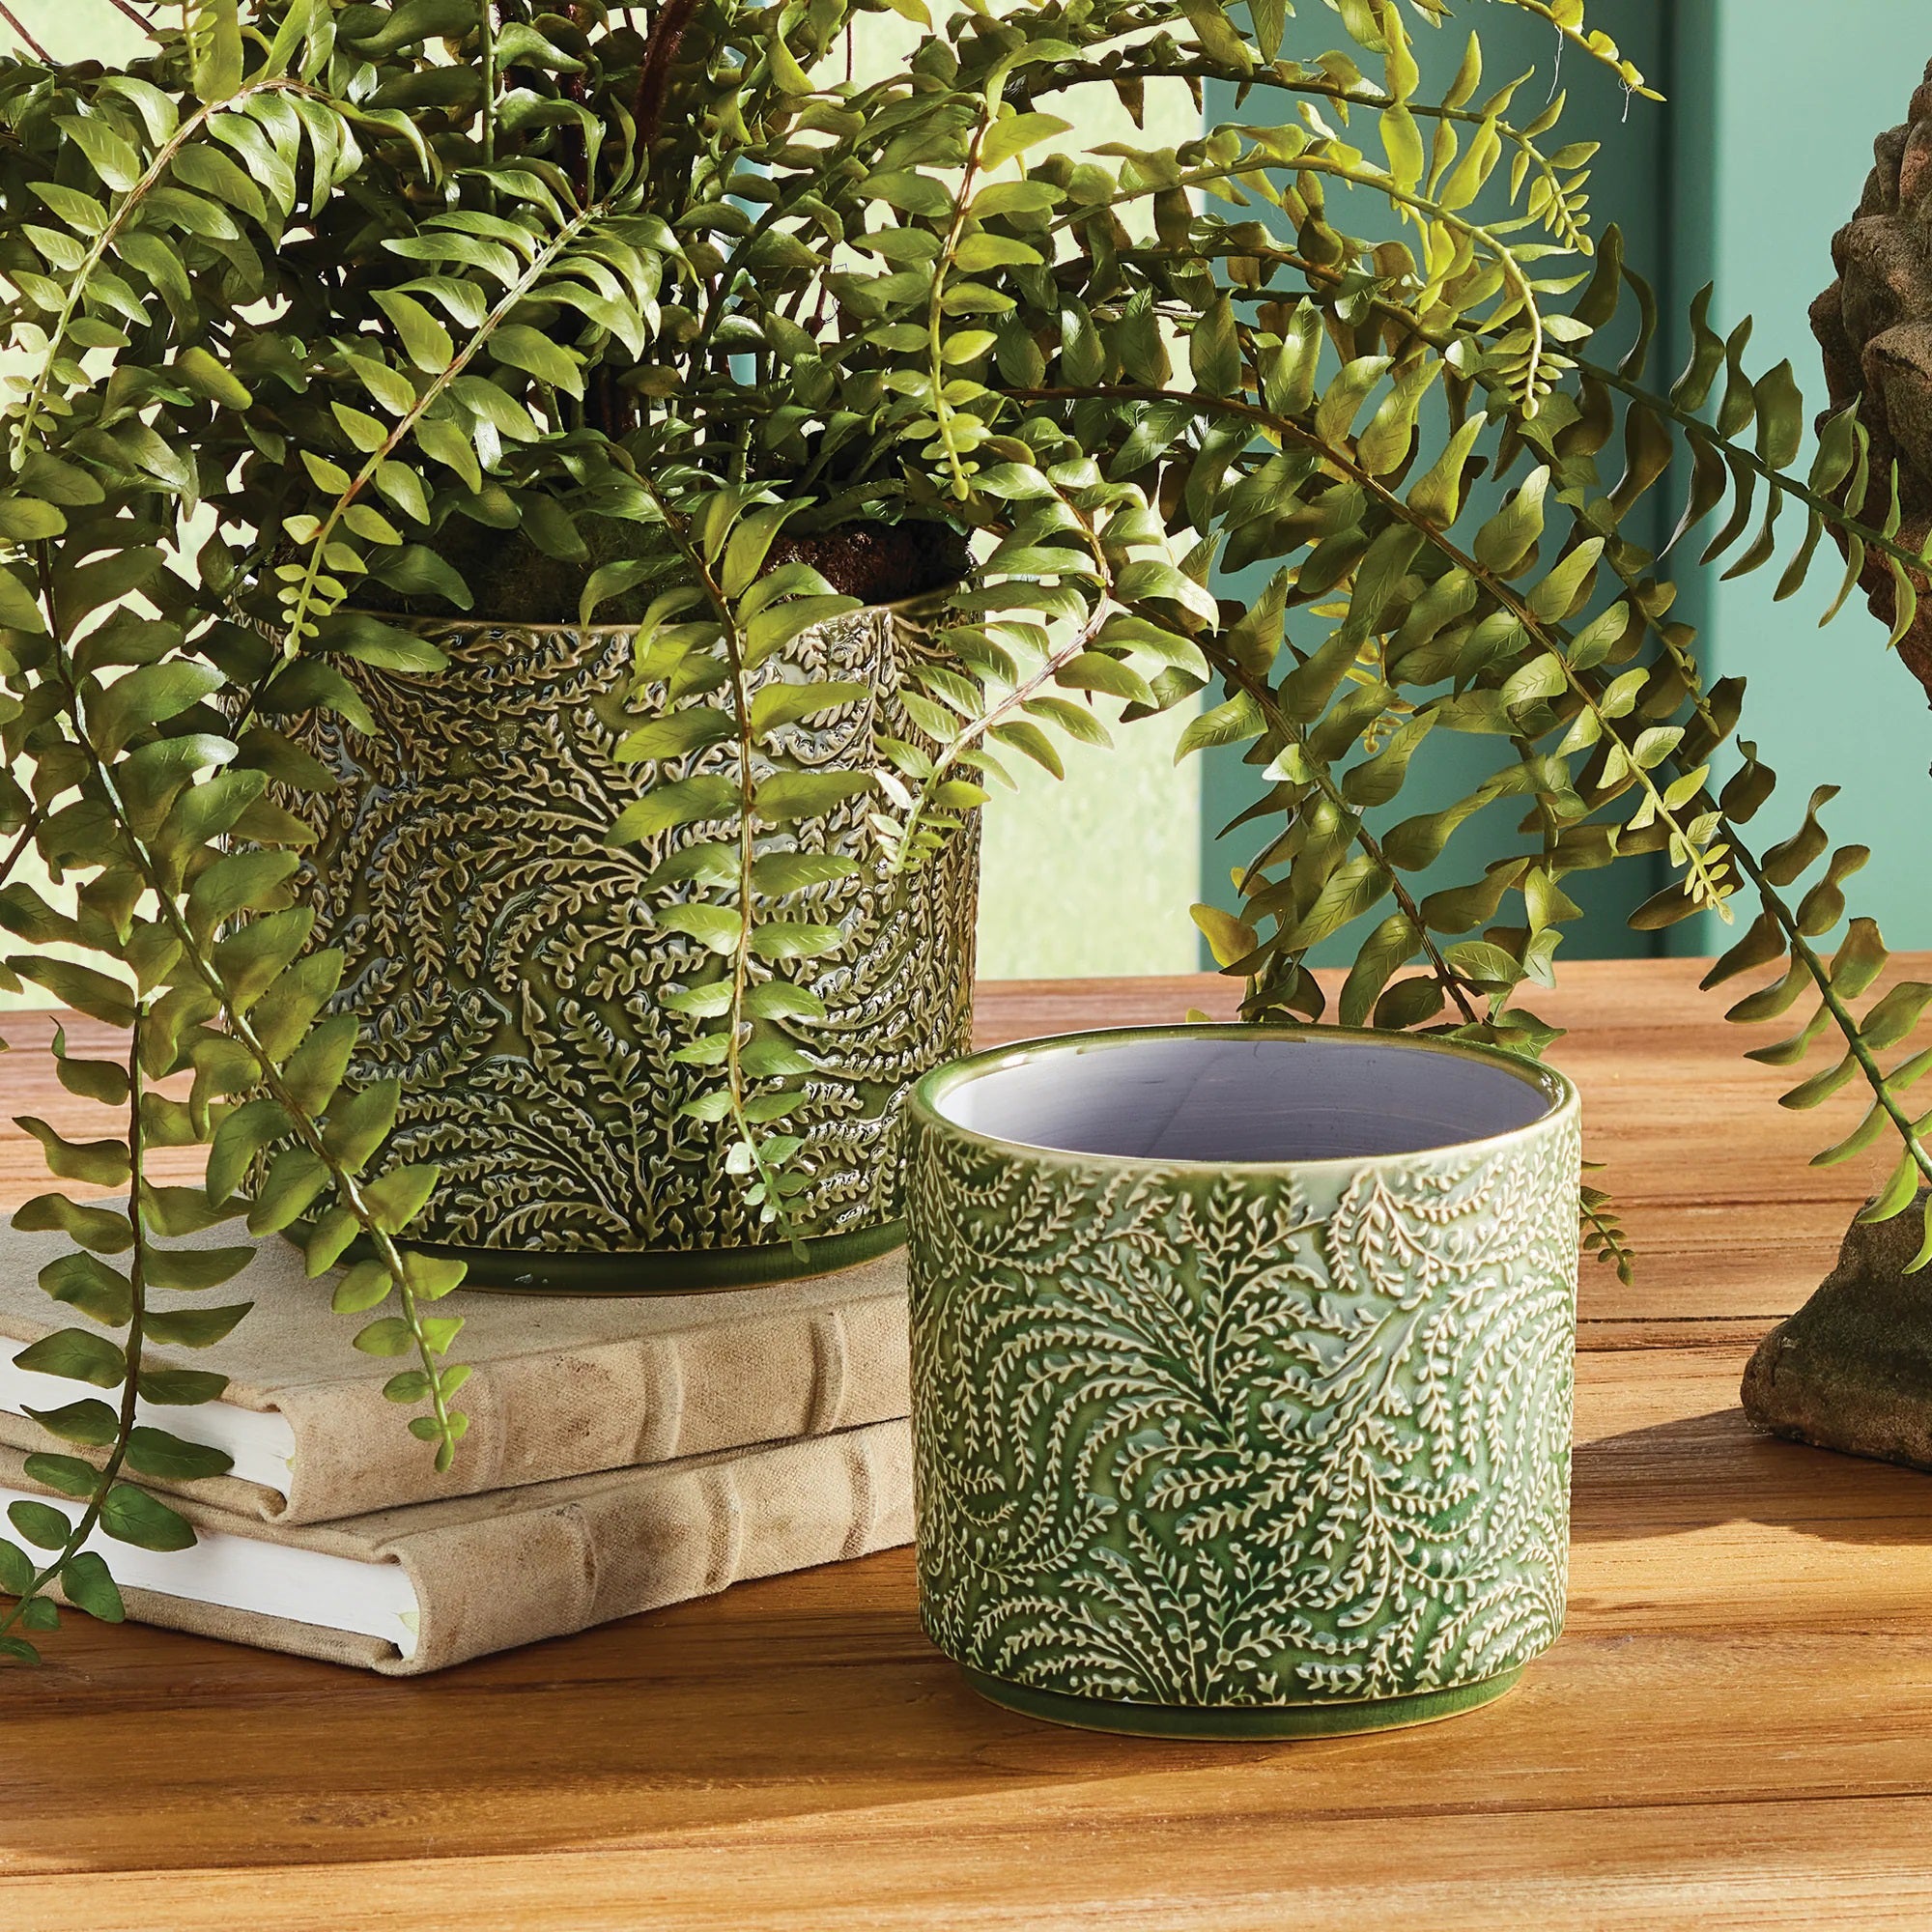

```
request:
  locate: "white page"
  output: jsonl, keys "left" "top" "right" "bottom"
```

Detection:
{"left": 0, "top": 1484, "right": 418, "bottom": 1657}
{"left": 0, "top": 1356, "right": 298, "bottom": 1495}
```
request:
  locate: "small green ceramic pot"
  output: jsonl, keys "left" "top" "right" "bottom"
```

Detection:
{"left": 905, "top": 1025, "right": 1581, "bottom": 1740}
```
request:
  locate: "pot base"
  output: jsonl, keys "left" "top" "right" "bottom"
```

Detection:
{"left": 958, "top": 1663, "right": 1523, "bottom": 1740}
{"left": 322, "top": 1218, "right": 907, "bottom": 1297}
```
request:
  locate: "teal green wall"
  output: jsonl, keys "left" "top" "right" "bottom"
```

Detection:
{"left": 1667, "top": 0, "right": 1932, "bottom": 957}
{"left": 1201, "top": 7, "right": 1676, "bottom": 969}
{"left": 1196, "top": 2, "right": 1932, "bottom": 975}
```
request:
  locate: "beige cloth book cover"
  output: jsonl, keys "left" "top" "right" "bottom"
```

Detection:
{"left": 0, "top": 1420, "right": 910, "bottom": 1675}
{"left": 0, "top": 1217, "right": 909, "bottom": 1523}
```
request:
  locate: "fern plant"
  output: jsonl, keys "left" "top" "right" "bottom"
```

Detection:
{"left": 0, "top": 0, "right": 1925, "bottom": 1661}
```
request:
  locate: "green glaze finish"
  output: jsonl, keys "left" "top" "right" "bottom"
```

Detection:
{"left": 959, "top": 1663, "right": 1523, "bottom": 1739}
{"left": 292, "top": 606, "right": 977, "bottom": 1294}
{"left": 905, "top": 1025, "right": 1581, "bottom": 1738}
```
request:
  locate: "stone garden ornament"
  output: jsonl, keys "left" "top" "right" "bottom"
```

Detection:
{"left": 0, "top": 0, "right": 1926, "bottom": 1662}
{"left": 1742, "top": 59, "right": 1932, "bottom": 1472}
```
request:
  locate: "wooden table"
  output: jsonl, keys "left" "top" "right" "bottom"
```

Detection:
{"left": 4, "top": 958, "right": 1932, "bottom": 1928}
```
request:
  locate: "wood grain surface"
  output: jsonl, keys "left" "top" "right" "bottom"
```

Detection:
{"left": 0, "top": 962, "right": 1924, "bottom": 1929}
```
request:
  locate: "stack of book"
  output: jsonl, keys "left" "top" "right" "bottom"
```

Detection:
{"left": 0, "top": 1220, "right": 912, "bottom": 1673}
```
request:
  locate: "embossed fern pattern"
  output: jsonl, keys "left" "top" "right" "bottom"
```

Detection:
{"left": 289, "top": 611, "right": 978, "bottom": 1256}
{"left": 909, "top": 1113, "right": 1580, "bottom": 1708}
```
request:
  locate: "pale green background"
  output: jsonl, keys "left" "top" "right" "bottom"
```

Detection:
{"left": 4, "top": 1, "right": 1926, "bottom": 992}
{"left": 846, "top": 11, "right": 1206, "bottom": 977}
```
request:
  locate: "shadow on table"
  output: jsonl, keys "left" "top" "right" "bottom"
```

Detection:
{"left": 1571, "top": 1402, "right": 1932, "bottom": 1546}
{"left": 0, "top": 1558, "right": 1276, "bottom": 1874}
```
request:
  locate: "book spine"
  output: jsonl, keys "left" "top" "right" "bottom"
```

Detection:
{"left": 388, "top": 1419, "right": 913, "bottom": 1674}
{"left": 271, "top": 1290, "right": 911, "bottom": 1523}
{"left": 47, "top": 1422, "right": 914, "bottom": 1675}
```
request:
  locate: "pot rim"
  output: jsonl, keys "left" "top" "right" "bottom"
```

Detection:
{"left": 909, "top": 1022, "right": 1580, "bottom": 1175}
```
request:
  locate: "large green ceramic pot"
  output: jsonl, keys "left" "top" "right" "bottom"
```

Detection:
{"left": 905, "top": 1025, "right": 1581, "bottom": 1739}
{"left": 290, "top": 600, "right": 978, "bottom": 1293}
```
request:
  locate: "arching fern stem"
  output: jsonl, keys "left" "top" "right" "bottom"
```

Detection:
{"left": 275, "top": 198, "right": 611, "bottom": 664}
{"left": 1019, "top": 58, "right": 1598, "bottom": 255}
{"left": 1043, "top": 154, "right": 1552, "bottom": 408}
{"left": 1025, "top": 377, "right": 1932, "bottom": 1254}
{"left": 887, "top": 489, "right": 1127, "bottom": 873}
{"left": 11, "top": 74, "right": 311, "bottom": 464}
{"left": 34, "top": 546, "right": 469, "bottom": 1468}
{"left": 0, "top": 1003, "right": 150, "bottom": 1652}
{"left": 1189, "top": 643, "right": 1486, "bottom": 1028}
{"left": 1020, "top": 380, "right": 1733, "bottom": 910}
{"left": 632, "top": 478, "right": 805, "bottom": 1242}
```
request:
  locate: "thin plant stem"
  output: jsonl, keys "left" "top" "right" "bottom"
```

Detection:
{"left": 479, "top": 0, "right": 497, "bottom": 186}
{"left": 633, "top": 476, "right": 806, "bottom": 1243}
{"left": 0, "top": 2, "right": 51, "bottom": 60}
{"left": 34, "top": 546, "right": 466, "bottom": 1463}
{"left": 1199, "top": 645, "right": 1484, "bottom": 1028}
{"left": 12, "top": 76, "right": 309, "bottom": 462}
{"left": 103, "top": 0, "right": 164, "bottom": 39}
{"left": 0, "top": 806, "right": 42, "bottom": 893}
{"left": 1018, "top": 380, "right": 1734, "bottom": 917}
{"left": 278, "top": 201, "right": 605, "bottom": 660}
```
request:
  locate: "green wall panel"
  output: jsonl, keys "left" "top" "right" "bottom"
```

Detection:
{"left": 1195, "top": 2, "right": 1930, "bottom": 976}
{"left": 1666, "top": 0, "right": 1932, "bottom": 957}
{"left": 976, "top": 697, "right": 1204, "bottom": 980}
{"left": 1200, "top": 6, "right": 1676, "bottom": 971}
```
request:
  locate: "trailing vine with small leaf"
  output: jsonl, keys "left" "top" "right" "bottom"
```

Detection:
{"left": 1, "top": 0, "right": 1929, "bottom": 1663}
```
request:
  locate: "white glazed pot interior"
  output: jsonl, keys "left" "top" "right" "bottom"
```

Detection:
{"left": 929, "top": 1030, "right": 1563, "bottom": 1166}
